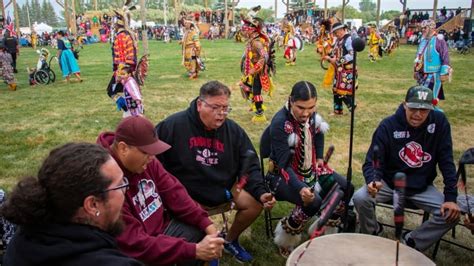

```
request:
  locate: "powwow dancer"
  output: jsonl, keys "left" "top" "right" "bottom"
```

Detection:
{"left": 266, "top": 81, "right": 353, "bottom": 257}
{"left": 239, "top": 10, "right": 276, "bottom": 122}
{"left": 0, "top": 43, "right": 17, "bottom": 91}
{"left": 239, "top": 9, "right": 275, "bottom": 122}
{"left": 316, "top": 19, "right": 336, "bottom": 89}
{"left": 383, "top": 25, "right": 399, "bottom": 55}
{"left": 282, "top": 18, "right": 297, "bottom": 66}
{"left": 180, "top": 17, "right": 202, "bottom": 79}
{"left": 56, "top": 31, "right": 82, "bottom": 82}
{"left": 107, "top": 1, "right": 139, "bottom": 113}
{"left": 367, "top": 24, "right": 381, "bottom": 62}
{"left": 413, "top": 19, "right": 451, "bottom": 110}
{"left": 116, "top": 63, "right": 144, "bottom": 117}
{"left": 324, "top": 22, "right": 356, "bottom": 115}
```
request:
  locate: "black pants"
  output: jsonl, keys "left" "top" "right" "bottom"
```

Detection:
{"left": 333, "top": 94, "right": 354, "bottom": 112}
{"left": 252, "top": 74, "right": 263, "bottom": 112}
{"left": 9, "top": 52, "right": 17, "bottom": 71}
{"left": 164, "top": 219, "right": 205, "bottom": 266}
{"left": 266, "top": 171, "right": 353, "bottom": 217}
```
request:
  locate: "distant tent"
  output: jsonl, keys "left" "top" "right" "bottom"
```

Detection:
{"left": 34, "top": 22, "right": 53, "bottom": 34}
{"left": 129, "top": 19, "right": 156, "bottom": 29}
{"left": 20, "top": 27, "right": 32, "bottom": 34}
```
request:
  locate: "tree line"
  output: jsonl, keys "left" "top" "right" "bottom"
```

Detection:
{"left": 15, "top": 0, "right": 59, "bottom": 28}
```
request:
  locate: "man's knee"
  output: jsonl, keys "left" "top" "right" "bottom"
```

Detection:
{"left": 234, "top": 190, "right": 262, "bottom": 214}
{"left": 353, "top": 186, "right": 371, "bottom": 207}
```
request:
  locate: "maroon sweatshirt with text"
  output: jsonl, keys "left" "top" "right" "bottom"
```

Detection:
{"left": 97, "top": 132, "right": 213, "bottom": 265}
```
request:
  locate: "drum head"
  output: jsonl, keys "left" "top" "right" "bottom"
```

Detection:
{"left": 294, "top": 36, "right": 304, "bottom": 51}
{"left": 287, "top": 234, "right": 435, "bottom": 266}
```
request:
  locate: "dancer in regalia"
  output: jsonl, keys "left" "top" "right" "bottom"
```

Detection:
{"left": 367, "top": 24, "right": 381, "bottom": 62}
{"left": 413, "top": 19, "right": 451, "bottom": 109}
{"left": 323, "top": 23, "right": 356, "bottom": 115}
{"left": 239, "top": 10, "right": 275, "bottom": 122}
{"left": 180, "top": 17, "right": 202, "bottom": 79}
{"left": 282, "top": 18, "right": 297, "bottom": 66}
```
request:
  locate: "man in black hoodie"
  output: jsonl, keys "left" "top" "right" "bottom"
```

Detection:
{"left": 353, "top": 86, "right": 460, "bottom": 251}
{"left": 156, "top": 80, "right": 275, "bottom": 263}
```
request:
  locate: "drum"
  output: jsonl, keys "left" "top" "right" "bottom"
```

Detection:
{"left": 293, "top": 36, "right": 304, "bottom": 51}
{"left": 287, "top": 233, "right": 435, "bottom": 266}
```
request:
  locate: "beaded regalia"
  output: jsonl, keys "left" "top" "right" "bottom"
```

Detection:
{"left": 107, "top": 1, "right": 148, "bottom": 116}
{"left": 239, "top": 10, "right": 275, "bottom": 122}
{"left": 181, "top": 18, "right": 202, "bottom": 79}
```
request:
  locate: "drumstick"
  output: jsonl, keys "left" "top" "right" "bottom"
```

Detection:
{"left": 294, "top": 189, "right": 344, "bottom": 265}
{"left": 370, "top": 145, "right": 380, "bottom": 198}
{"left": 393, "top": 172, "right": 406, "bottom": 266}
{"left": 323, "top": 145, "right": 335, "bottom": 165}
{"left": 269, "top": 133, "right": 297, "bottom": 195}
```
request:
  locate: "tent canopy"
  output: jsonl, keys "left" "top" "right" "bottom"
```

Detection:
{"left": 34, "top": 22, "right": 53, "bottom": 34}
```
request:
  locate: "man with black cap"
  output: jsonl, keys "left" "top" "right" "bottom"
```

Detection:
{"left": 323, "top": 22, "right": 355, "bottom": 115}
{"left": 97, "top": 116, "right": 224, "bottom": 265}
{"left": 353, "top": 85, "right": 460, "bottom": 251}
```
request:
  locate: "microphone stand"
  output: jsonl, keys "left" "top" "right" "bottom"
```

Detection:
{"left": 343, "top": 37, "right": 365, "bottom": 232}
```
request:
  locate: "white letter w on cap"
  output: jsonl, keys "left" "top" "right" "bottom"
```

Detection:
{"left": 417, "top": 91, "right": 428, "bottom": 100}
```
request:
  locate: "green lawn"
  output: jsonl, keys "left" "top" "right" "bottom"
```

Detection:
{"left": 1, "top": 40, "right": 473, "bottom": 265}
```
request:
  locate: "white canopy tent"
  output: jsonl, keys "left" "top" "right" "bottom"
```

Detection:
{"left": 20, "top": 27, "right": 31, "bottom": 34}
{"left": 130, "top": 19, "right": 156, "bottom": 29}
{"left": 33, "top": 22, "right": 53, "bottom": 34}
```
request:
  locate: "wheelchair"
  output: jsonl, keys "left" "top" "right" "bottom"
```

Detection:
{"left": 28, "top": 48, "right": 56, "bottom": 85}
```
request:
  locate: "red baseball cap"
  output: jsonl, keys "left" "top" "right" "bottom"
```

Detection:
{"left": 115, "top": 116, "right": 171, "bottom": 155}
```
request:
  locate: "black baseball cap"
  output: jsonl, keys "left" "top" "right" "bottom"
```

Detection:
{"left": 405, "top": 86, "right": 434, "bottom": 110}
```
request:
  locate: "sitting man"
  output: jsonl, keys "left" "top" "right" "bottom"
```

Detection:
{"left": 353, "top": 86, "right": 460, "bottom": 251}
{"left": 266, "top": 81, "right": 354, "bottom": 257}
{"left": 1, "top": 142, "right": 142, "bottom": 266}
{"left": 97, "top": 116, "right": 224, "bottom": 265}
{"left": 155, "top": 80, "right": 275, "bottom": 263}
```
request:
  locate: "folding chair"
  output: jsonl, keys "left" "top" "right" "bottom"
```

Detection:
{"left": 202, "top": 202, "right": 232, "bottom": 234}
{"left": 259, "top": 126, "right": 283, "bottom": 238}
{"left": 431, "top": 147, "right": 474, "bottom": 257}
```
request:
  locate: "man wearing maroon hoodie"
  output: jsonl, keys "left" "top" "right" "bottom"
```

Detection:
{"left": 97, "top": 116, "right": 224, "bottom": 265}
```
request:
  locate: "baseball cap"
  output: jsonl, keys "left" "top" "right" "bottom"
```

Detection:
{"left": 115, "top": 116, "right": 171, "bottom": 155}
{"left": 405, "top": 86, "right": 434, "bottom": 110}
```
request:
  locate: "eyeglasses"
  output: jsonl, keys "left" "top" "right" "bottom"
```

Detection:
{"left": 200, "top": 98, "right": 232, "bottom": 114}
{"left": 102, "top": 177, "right": 129, "bottom": 194}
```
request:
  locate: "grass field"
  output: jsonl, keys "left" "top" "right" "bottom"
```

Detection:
{"left": 1, "top": 39, "right": 473, "bottom": 265}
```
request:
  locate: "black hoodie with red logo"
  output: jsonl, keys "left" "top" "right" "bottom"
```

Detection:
{"left": 155, "top": 98, "right": 268, "bottom": 207}
{"left": 363, "top": 104, "right": 457, "bottom": 202}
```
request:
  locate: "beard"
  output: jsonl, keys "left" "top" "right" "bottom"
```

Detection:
{"left": 105, "top": 216, "right": 125, "bottom": 237}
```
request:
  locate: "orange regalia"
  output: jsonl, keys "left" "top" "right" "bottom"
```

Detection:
{"left": 107, "top": 0, "right": 145, "bottom": 116}
{"left": 239, "top": 12, "right": 275, "bottom": 123}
